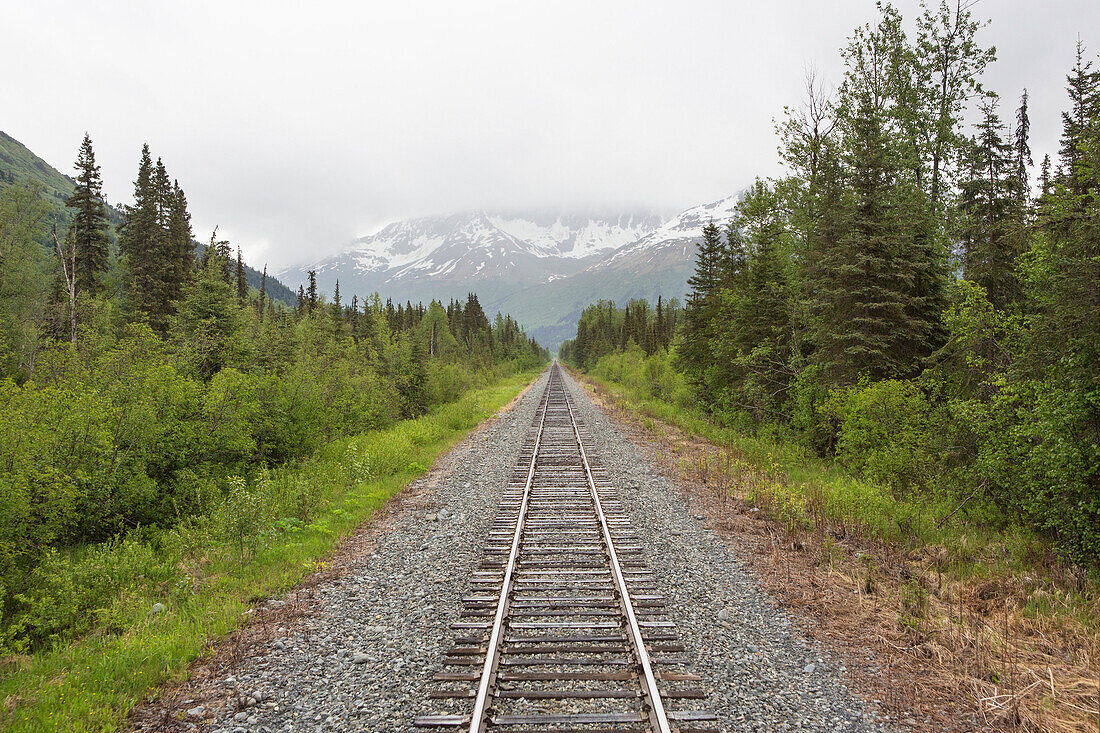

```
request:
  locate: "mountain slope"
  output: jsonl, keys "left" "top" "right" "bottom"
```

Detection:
{"left": 490, "top": 195, "right": 743, "bottom": 347}
{"left": 285, "top": 196, "right": 742, "bottom": 349}
{"left": 277, "top": 209, "right": 664, "bottom": 313}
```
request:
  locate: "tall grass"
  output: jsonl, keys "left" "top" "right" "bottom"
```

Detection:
{"left": 0, "top": 368, "right": 541, "bottom": 732}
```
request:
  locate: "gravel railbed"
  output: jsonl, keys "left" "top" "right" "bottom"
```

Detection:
{"left": 560, "top": 370, "right": 897, "bottom": 733}
{"left": 198, "top": 371, "right": 550, "bottom": 733}
{"left": 197, "top": 367, "right": 895, "bottom": 732}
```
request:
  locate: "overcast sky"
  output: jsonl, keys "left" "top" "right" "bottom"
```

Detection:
{"left": 5, "top": 1, "right": 1097, "bottom": 269}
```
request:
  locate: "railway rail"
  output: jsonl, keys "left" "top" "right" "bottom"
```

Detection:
{"left": 415, "top": 363, "right": 716, "bottom": 733}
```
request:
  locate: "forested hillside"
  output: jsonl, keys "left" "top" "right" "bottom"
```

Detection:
{"left": 563, "top": 7, "right": 1099, "bottom": 565}
{"left": 0, "top": 130, "right": 296, "bottom": 306}
{"left": 0, "top": 132, "right": 547, "bottom": 665}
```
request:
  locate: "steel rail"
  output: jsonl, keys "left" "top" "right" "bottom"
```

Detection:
{"left": 467, "top": 370, "right": 554, "bottom": 732}
{"left": 560, "top": 371, "right": 674, "bottom": 733}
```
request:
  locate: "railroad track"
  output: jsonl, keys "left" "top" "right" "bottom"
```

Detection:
{"left": 415, "top": 363, "right": 716, "bottom": 733}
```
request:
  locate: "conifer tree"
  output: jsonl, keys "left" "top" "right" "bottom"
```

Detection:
{"left": 958, "top": 100, "right": 1025, "bottom": 309}
{"left": 1041, "top": 47, "right": 1100, "bottom": 373}
{"left": 166, "top": 181, "right": 194, "bottom": 300}
{"left": 235, "top": 247, "right": 247, "bottom": 303}
{"left": 1058, "top": 42, "right": 1100, "bottom": 205}
{"left": 258, "top": 265, "right": 267, "bottom": 320}
{"left": 307, "top": 270, "right": 318, "bottom": 313}
{"left": 120, "top": 145, "right": 160, "bottom": 319}
{"left": 807, "top": 94, "right": 916, "bottom": 384}
{"left": 65, "top": 134, "right": 110, "bottom": 295}
{"left": 676, "top": 220, "right": 724, "bottom": 392}
{"left": 1014, "top": 88, "right": 1033, "bottom": 200}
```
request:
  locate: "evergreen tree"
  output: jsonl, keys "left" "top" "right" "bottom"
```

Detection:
{"left": 957, "top": 100, "right": 1025, "bottom": 309}
{"left": 119, "top": 146, "right": 194, "bottom": 330}
{"left": 166, "top": 181, "right": 194, "bottom": 301}
{"left": 1014, "top": 88, "right": 1033, "bottom": 200}
{"left": 676, "top": 220, "right": 724, "bottom": 392}
{"left": 119, "top": 145, "right": 160, "bottom": 320}
{"left": 235, "top": 247, "right": 247, "bottom": 304}
{"left": 258, "top": 265, "right": 267, "bottom": 320}
{"left": 1057, "top": 42, "right": 1100, "bottom": 205}
{"left": 807, "top": 94, "right": 918, "bottom": 384}
{"left": 64, "top": 134, "right": 110, "bottom": 295}
{"left": 307, "top": 270, "right": 318, "bottom": 313}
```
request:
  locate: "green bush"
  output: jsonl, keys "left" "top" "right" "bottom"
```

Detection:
{"left": 831, "top": 379, "right": 940, "bottom": 496}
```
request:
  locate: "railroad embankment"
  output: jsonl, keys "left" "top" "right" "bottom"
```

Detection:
{"left": 567, "top": 365, "right": 1099, "bottom": 733}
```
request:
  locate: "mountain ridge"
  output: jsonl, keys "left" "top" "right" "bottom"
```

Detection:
{"left": 282, "top": 195, "right": 742, "bottom": 348}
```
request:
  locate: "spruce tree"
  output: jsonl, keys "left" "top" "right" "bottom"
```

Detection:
{"left": 307, "top": 270, "right": 318, "bottom": 313}
{"left": 1039, "top": 154, "right": 1052, "bottom": 198}
{"left": 235, "top": 247, "right": 247, "bottom": 303}
{"left": 676, "top": 220, "right": 724, "bottom": 392}
{"left": 166, "top": 181, "right": 194, "bottom": 302}
{"left": 1014, "top": 89, "right": 1033, "bottom": 200}
{"left": 958, "top": 100, "right": 1025, "bottom": 310}
{"left": 1058, "top": 42, "right": 1100, "bottom": 205}
{"left": 807, "top": 94, "right": 915, "bottom": 384}
{"left": 65, "top": 133, "right": 110, "bottom": 295}
{"left": 120, "top": 145, "right": 160, "bottom": 319}
{"left": 258, "top": 265, "right": 267, "bottom": 320}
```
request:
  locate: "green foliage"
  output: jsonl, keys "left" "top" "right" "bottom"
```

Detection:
{"left": 831, "top": 379, "right": 940, "bottom": 496}
{"left": 0, "top": 136, "right": 550, "bottom": 661}
{"left": 0, "top": 182, "right": 50, "bottom": 379}
{"left": 564, "top": 14, "right": 1100, "bottom": 566}
{"left": 0, "top": 370, "right": 539, "bottom": 732}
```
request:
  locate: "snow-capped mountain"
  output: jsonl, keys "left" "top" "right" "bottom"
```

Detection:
{"left": 278, "top": 210, "right": 663, "bottom": 303}
{"left": 278, "top": 195, "right": 741, "bottom": 349}
{"left": 595, "top": 195, "right": 742, "bottom": 271}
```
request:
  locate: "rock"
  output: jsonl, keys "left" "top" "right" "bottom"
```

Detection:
{"left": 352, "top": 651, "right": 370, "bottom": 664}
{"left": 186, "top": 705, "right": 204, "bottom": 718}
{"left": 804, "top": 663, "right": 817, "bottom": 674}
{"left": 149, "top": 602, "right": 166, "bottom": 615}
{"left": 274, "top": 639, "right": 286, "bottom": 650}
{"left": 717, "top": 608, "right": 730, "bottom": 621}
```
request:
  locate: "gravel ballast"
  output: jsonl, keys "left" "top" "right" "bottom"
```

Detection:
{"left": 186, "top": 367, "right": 894, "bottom": 733}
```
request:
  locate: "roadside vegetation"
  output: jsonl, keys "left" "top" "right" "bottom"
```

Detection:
{"left": 0, "top": 134, "right": 548, "bottom": 730}
{"left": 562, "top": 3, "right": 1099, "bottom": 729}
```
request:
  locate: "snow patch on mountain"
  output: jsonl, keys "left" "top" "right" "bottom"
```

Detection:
{"left": 598, "top": 194, "right": 742, "bottom": 269}
{"left": 487, "top": 212, "right": 661, "bottom": 259}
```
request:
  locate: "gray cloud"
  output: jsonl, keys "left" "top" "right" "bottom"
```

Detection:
{"left": 4, "top": 0, "right": 1096, "bottom": 269}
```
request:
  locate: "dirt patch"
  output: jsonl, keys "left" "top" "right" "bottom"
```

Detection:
{"left": 569, "top": 369, "right": 1100, "bottom": 733}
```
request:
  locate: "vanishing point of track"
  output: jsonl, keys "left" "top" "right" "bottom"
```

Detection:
{"left": 415, "top": 363, "right": 716, "bottom": 733}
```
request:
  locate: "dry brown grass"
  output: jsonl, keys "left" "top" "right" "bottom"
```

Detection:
{"left": 574, "top": 370, "right": 1100, "bottom": 733}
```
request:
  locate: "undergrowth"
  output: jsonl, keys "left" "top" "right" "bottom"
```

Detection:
{"left": 572, "top": 362, "right": 1099, "bottom": 732}
{"left": 0, "top": 368, "right": 540, "bottom": 732}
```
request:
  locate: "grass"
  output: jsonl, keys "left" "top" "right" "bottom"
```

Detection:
{"left": 0, "top": 367, "right": 541, "bottom": 732}
{"left": 570, "top": 358, "right": 1099, "bottom": 732}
